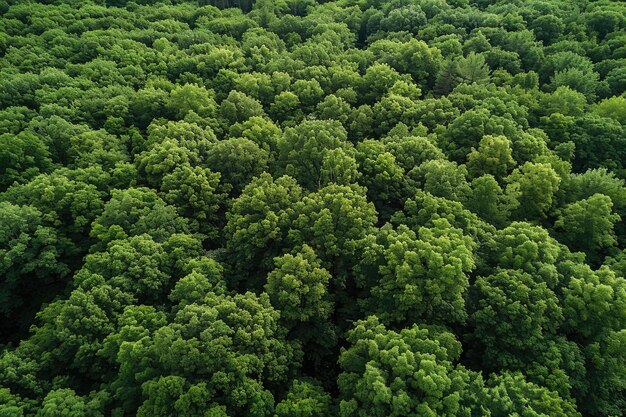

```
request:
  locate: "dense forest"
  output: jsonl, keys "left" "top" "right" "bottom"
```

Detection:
{"left": 1, "top": 0, "right": 626, "bottom": 415}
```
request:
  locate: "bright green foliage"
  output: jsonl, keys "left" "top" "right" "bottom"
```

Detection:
{"left": 135, "top": 140, "right": 194, "bottom": 186}
{"left": 169, "top": 260, "right": 226, "bottom": 306}
{"left": 270, "top": 92, "right": 303, "bottom": 124}
{"left": 593, "top": 96, "right": 626, "bottom": 125}
{"left": 266, "top": 245, "right": 332, "bottom": 324}
{"left": 562, "top": 265, "right": 626, "bottom": 340}
{"left": 224, "top": 174, "right": 302, "bottom": 280}
{"left": 76, "top": 232, "right": 203, "bottom": 303}
{"left": 555, "top": 194, "right": 620, "bottom": 258}
{"left": 90, "top": 187, "right": 190, "bottom": 250}
{"left": 564, "top": 168, "right": 626, "bottom": 211}
{"left": 506, "top": 162, "right": 561, "bottom": 219}
{"left": 278, "top": 120, "right": 351, "bottom": 190}
{"left": 359, "top": 63, "right": 408, "bottom": 103}
{"left": 289, "top": 184, "right": 377, "bottom": 264}
{"left": 391, "top": 190, "right": 494, "bottom": 246}
{"left": 142, "top": 120, "right": 216, "bottom": 156}
{"left": 338, "top": 316, "right": 471, "bottom": 417}
{"left": 167, "top": 83, "right": 217, "bottom": 120}
{"left": 219, "top": 90, "right": 266, "bottom": 124}
{"left": 438, "top": 108, "right": 513, "bottom": 163}
{"left": 228, "top": 116, "right": 282, "bottom": 154}
{"left": 136, "top": 376, "right": 208, "bottom": 417}
{"left": 357, "top": 220, "right": 474, "bottom": 326}
{"left": 0, "top": 388, "right": 32, "bottom": 416}
{"left": 319, "top": 148, "right": 360, "bottom": 186}
{"left": 35, "top": 389, "right": 105, "bottom": 417}
{"left": 1, "top": 1, "right": 626, "bottom": 415}
{"left": 466, "top": 135, "right": 515, "bottom": 179}
{"left": 382, "top": 135, "right": 445, "bottom": 171}
{"left": 538, "top": 86, "right": 587, "bottom": 117}
{"left": 411, "top": 159, "right": 471, "bottom": 203}
{"left": 67, "top": 130, "right": 130, "bottom": 170}
{"left": 1, "top": 171, "right": 105, "bottom": 242}
{"left": 484, "top": 372, "right": 580, "bottom": 417}
{"left": 486, "top": 222, "right": 563, "bottom": 288}
{"left": 275, "top": 379, "right": 332, "bottom": 417}
{"left": 117, "top": 292, "right": 302, "bottom": 417}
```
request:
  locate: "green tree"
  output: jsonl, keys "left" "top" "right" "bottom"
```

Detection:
{"left": 554, "top": 194, "right": 620, "bottom": 260}
{"left": 0, "top": 131, "right": 52, "bottom": 191}
{"left": 506, "top": 162, "right": 561, "bottom": 219}
{"left": 206, "top": 138, "right": 270, "bottom": 195}
{"left": 160, "top": 164, "right": 226, "bottom": 238}
{"left": 76, "top": 233, "right": 203, "bottom": 304}
{"left": 319, "top": 148, "right": 360, "bottom": 186}
{"left": 1, "top": 171, "right": 105, "bottom": 250}
{"left": 484, "top": 372, "right": 580, "bottom": 417}
{"left": 592, "top": 96, "right": 626, "bottom": 126}
{"left": 117, "top": 292, "right": 302, "bottom": 417}
{"left": 228, "top": 116, "right": 282, "bottom": 154}
{"left": 224, "top": 174, "right": 302, "bottom": 284}
{"left": 265, "top": 245, "right": 332, "bottom": 326}
{"left": 485, "top": 222, "right": 564, "bottom": 288}
{"left": 468, "top": 269, "right": 563, "bottom": 372}
{"left": 289, "top": 184, "right": 377, "bottom": 269}
{"left": 537, "top": 86, "right": 586, "bottom": 117}
{"left": 438, "top": 108, "right": 514, "bottom": 163}
{"left": 338, "top": 316, "right": 472, "bottom": 417}
{"left": 142, "top": 120, "right": 216, "bottom": 157}
{"left": 359, "top": 63, "right": 407, "bottom": 103}
{"left": 90, "top": 187, "right": 190, "bottom": 250}
{"left": 562, "top": 265, "right": 626, "bottom": 341}
{"left": 356, "top": 220, "right": 474, "bottom": 326}
{"left": 455, "top": 52, "right": 491, "bottom": 85}
{"left": 278, "top": 120, "right": 351, "bottom": 190}
{"left": 166, "top": 83, "right": 217, "bottom": 120}
{"left": 390, "top": 189, "right": 494, "bottom": 246}
{"left": 0, "top": 202, "right": 69, "bottom": 336}
{"left": 580, "top": 329, "right": 626, "bottom": 417}
{"left": 0, "top": 388, "right": 32, "bottom": 416}
{"left": 275, "top": 379, "right": 332, "bottom": 417}
{"left": 355, "top": 140, "right": 409, "bottom": 218}
{"left": 569, "top": 114, "right": 626, "bottom": 172}
{"left": 531, "top": 15, "right": 564, "bottom": 44}
{"left": 219, "top": 90, "right": 266, "bottom": 125}
{"left": 466, "top": 135, "right": 515, "bottom": 180}
{"left": 467, "top": 174, "right": 516, "bottom": 227}
{"left": 269, "top": 92, "right": 303, "bottom": 125}
{"left": 382, "top": 134, "right": 445, "bottom": 171}
{"left": 35, "top": 389, "right": 105, "bottom": 417}
{"left": 411, "top": 159, "right": 471, "bottom": 203}
{"left": 135, "top": 140, "right": 194, "bottom": 187}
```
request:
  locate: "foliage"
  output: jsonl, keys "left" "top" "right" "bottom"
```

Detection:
{"left": 1, "top": 0, "right": 625, "bottom": 415}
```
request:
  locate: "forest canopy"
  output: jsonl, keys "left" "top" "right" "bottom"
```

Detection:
{"left": 1, "top": 0, "right": 626, "bottom": 415}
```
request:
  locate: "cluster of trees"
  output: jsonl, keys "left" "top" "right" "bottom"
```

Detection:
{"left": 1, "top": 0, "right": 626, "bottom": 415}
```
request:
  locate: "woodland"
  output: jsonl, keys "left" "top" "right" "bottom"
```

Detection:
{"left": 1, "top": 0, "right": 626, "bottom": 415}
